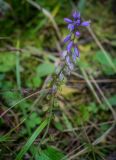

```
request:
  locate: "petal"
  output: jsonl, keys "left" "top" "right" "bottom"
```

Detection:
{"left": 72, "top": 52, "right": 77, "bottom": 63}
{"left": 81, "top": 21, "right": 90, "bottom": 27}
{"left": 66, "top": 56, "right": 74, "bottom": 70}
{"left": 64, "top": 18, "right": 73, "bottom": 23}
{"left": 73, "top": 11, "right": 80, "bottom": 19}
{"left": 66, "top": 56, "right": 70, "bottom": 65}
{"left": 74, "top": 47, "right": 80, "bottom": 57}
{"left": 63, "top": 34, "right": 71, "bottom": 43}
{"left": 68, "top": 24, "right": 75, "bottom": 31}
{"left": 75, "top": 31, "right": 80, "bottom": 37}
{"left": 67, "top": 41, "right": 73, "bottom": 53}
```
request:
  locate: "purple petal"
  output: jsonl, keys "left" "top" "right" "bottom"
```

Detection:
{"left": 72, "top": 52, "right": 77, "bottom": 63}
{"left": 73, "top": 11, "right": 80, "bottom": 19}
{"left": 74, "top": 47, "right": 79, "bottom": 57}
{"left": 66, "top": 56, "right": 70, "bottom": 65}
{"left": 66, "top": 56, "right": 73, "bottom": 70}
{"left": 67, "top": 41, "right": 73, "bottom": 53}
{"left": 63, "top": 34, "right": 71, "bottom": 43}
{"left": 75, "top": 31, "right": 80, "bottom": 37}
{"left": 68, "top": 24, "right": 75, "bottom": 31}
{"left": 77, "top": 19, "right": 81, "bottom": 24}
{"left": 81, "top": 21, "right": 90, "bottom": 27}
{"left": 64, "top": 18, "right": 73, "bottom": 23}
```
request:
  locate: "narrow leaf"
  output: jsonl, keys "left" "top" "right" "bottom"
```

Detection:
{"left": 15, "top": 119, "right": 48, "bottom": 160}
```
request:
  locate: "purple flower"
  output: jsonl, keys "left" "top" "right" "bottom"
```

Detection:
{"left": 72, "top": 51, "right": 77, "bottom": 63}
{"left": 67, "top": 41, "right": 73, "bottom": 53}
{"left": 74, "top": 47, "right": 79, "bottom": 57}
{"left": 81, "top": 21, "right": 90, "bottom": 27}
{"left": 64, "top": 18, "right": 72, "bottom": 23}
{"left": 74, "top": 19, "right": 81, "bottom": 26}
{"left": 73, "top": 11, "right": 80, "bottom": 19}
{"left": 63, "top": 34, "right": 71, "bottom": 43}
{"left": 66, "top": 56, "right": 74, "bottom": 70}
{"left": 62, "top": 11, "right": 90, "bottom": 74}
{"left": 75, "top": 31, "right": 80, "bottom": 37}
{"left": 68, "top": 24, "right": 75, "bottom": 31}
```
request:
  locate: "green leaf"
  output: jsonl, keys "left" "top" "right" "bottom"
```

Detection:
{"left": 15, "top": 119, "right": 48, "bottom": 160}
{"left": 108, "top": 95, "right": 116, "bottom": 106}
{"left": 0, "top": 135, "right": 10, "bottom": 142}
{"left": 88, "top": 103, "right": 98, "bottom": 113}
{"left": 39, "top": 147, "right": 66, "bottom": 160}
{"left": 26, "top": 112, "right": 42, "bottom": 129}
{"left": 94, "top": 51, "right": 116, "bottom": 75}
{"left": 36, "top": 63, "right": 55, "bottom": 77}
{"left": 63, "top": 113, "right": 73, "bottom": 130}
{"left": 78, "top": 0, "right": 86, "bottom": 12}
{"left": 0, "top": 53, "right": 16, "bottom": 72}
{"left": 54, "top": 121, "right": 64, "bottom": 131}
{"left": 94, "top": 51, "right": 112, "bottom": 65}
{"left": 26, "top": 76, "right": 42, "bottom": 88}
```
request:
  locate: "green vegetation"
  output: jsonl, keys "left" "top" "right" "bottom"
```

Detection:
{"left": 0, "top": 0, "right": 116, "bottom": 159}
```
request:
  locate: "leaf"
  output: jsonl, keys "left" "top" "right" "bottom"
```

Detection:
{"left": 0, "top": 135, "right": 10, "bottom": 142}
{"left": 54, "top": 121, "right": 64, "bottom": 131}
{"left": 88, "top": 103, "right": 98, "bottom": 113}
{"left": 94, "top": 51, "right": 116, "bottom": 75}
{"left": 94, "top": 51, "right": 112, "bottom": 66}
{"left": 76, "top": 105, "right": 90, "bottom": 125}
{"left": 78, "top": 0, "right": 86, "bottom": 12}
{"left": 108, "top": 95, "right": 116, "bottom": 106}
{"left": 36, "top": 63, "right": 55, "bottom": 77}
{"left": 60, "top": 85, "right": 79, "bottom": 95}
{"left": 26, "top": 76, "right": 42, "bottom": 88}
{"left": 0, "top": 53, "right": 16, "bottom": 72}
{"left": 39, "top": 147, "right": 66, "bottom": 160}
{"left": 63, "top": 113, "right": 73, "bottom": 130}
{"left": 15, "top": 119, "right": 48, "bottom": 160}
{"left": 26, "top": 112, "right": 42, "bottom": 129}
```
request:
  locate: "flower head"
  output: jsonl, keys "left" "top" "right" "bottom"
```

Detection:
{"left": 63, "top": 11, "right": 90, "bottom": 73}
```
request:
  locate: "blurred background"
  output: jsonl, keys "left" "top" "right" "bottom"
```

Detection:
{"left": 0, "top": 0, "right": 116, "bottom": 159}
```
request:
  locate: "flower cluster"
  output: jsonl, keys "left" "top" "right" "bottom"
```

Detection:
{"left": 51, "top": 11, "right": 90, "bottom": 93}
{"left": 63, "top": 11, "right": 90, "bottom": 71}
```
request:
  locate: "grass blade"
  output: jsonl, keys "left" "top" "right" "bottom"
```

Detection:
{"left": 15, "top": 119, "right": 48, "bottom": 160}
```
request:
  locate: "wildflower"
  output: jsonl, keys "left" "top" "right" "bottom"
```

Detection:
{"left": 75, "top": 31, "right": 80, "bottom": 37}
{"left": 81, "top": 21, "right": 90, "bottom": 27}
{"left": 63, "top": 34, "right": 71, "bottom": 43}
{"left": 64, "top": 18, "right": 73, "bottom": 23}
{"left": 62, "top": 11, "right": 90, "bottom": 73}
{"left": 73, "top": 11, "right": 80, "bottom": 19}
{"left": 67, "top": 41, "right": 73, "bottom": 53}
{"left": 47, "top": 11, "right": 90, "bottom": 94}
{"left": 66, "top": 56, "right": 74, "bottom": 70}
{"left": 68, "top": 24, "right": 74, "bottom": 31}
{"left": 72, "top": 51, "right": 77, "bottom": 63}
{"left": 74, "top": 47, "right": 79, "bottom": 57}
